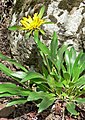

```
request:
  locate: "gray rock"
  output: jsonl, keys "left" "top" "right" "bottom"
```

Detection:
{"left": 9, "top": 0, "right": 85, "bottom": 67}
{"left": 44, "top": 0, "right": 85, "bottom": 51}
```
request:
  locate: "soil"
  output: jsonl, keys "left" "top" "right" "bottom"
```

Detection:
{"left": 0, "top": 0, "right": 85, "bottom": 120}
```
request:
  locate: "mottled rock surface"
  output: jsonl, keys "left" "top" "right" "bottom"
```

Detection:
{"left": 9, "top": 0, "right": 85, "bottom": 66}
{"left": 44, "top": 0, "right": 85, "bottom": 51}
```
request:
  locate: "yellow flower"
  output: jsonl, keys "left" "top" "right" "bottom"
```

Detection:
{"left": 20, "top": 13, "right": 45, "bottom": 31}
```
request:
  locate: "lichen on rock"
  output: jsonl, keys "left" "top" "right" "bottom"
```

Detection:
{"left": 43, "top": 0, "right": 85, "bottom": 52}
{"left": 9, "top": 0, "right": 85, "bottom": 68}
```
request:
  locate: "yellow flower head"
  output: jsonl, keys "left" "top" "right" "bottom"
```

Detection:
{"left": 20, "top": 13, "right": 45, "bottom": 31}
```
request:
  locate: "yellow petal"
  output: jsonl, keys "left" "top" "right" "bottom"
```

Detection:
{"left": 22, "top": 17, "right": 29, "bottom": 22}
{"left": 20, "top": 20, "right": 30, "bottom": 29}
{"left": 27, "top": 16, "right": 33, "bottom": 23}
{"left": 33, "top": 13, "right": 38, "bottom": 20}
{"left": 20, "top": 12, "right": 45, "bottom": 31}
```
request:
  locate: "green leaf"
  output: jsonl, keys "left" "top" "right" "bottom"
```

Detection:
{"left": 37, "top": 97, "right": 55, "bottom": 113}
{"left": 55, "top": 82, "right": 63, "bottom": 87}
{"left": 65, "top": 50, "right": 70, "bottom": 74}
{"left": 25, "top": 30, "right": 32, "bottom": 39}
{"left": 0, "top": 90, "right": 30, "bottom": 97}
{"left": 72, "top": 67, "right": 80, "bottom": 82}
{"left": 47, "top": 75, "right": 56, "bottom": 89}
{"left": 38, "top": 5, "right": 45, "bottom": 18}
{"left": 34, "top": 31, "right": 50, "bottom": 55}
{"left": 8, "top": 25, "right": 22, "bottom": 31}
{"left": 70, "top": 48, "right": 76, "bottom": 66}
{"left": 34, "top": 30, "right": 39, "bottom": 43}
{"left": 27, "top": 91, "right": 55, "bottom": 101}
{"left": 39, "top": 29, "right": 45, "bottom": 35}
{"left": 0, "top": 83, "right": 19, "bottom": 93}
{"left": 66, "top": 102, "right": 78, "bottom": 115}
{"left": 27, "top": 91, "right": 44, "bottom": 101}
{"left": 42, "top": 65, "right": 48, "bottom": 77}
{"left": 75, "top": 98, "right": 85, "bottom": 104}
{"left": 74, "top": 76, "right": 85, "bottom": 87}
{"left": 0, "top": 93, "right": 15, "bottom": 97}
{"left": 30, "top": 78, "right": 47, "bottom": 84}
{"left": 6, "top": 98, "right": 27, "bottom": 107}
{"left": 62, "top": 64, "right": 66, "bottom": 72}
{"left": 70, "top": 47, "right": 76, "bottom": 71}
{"left": 50, "top": 32, "right": 58, "bottom": 59}
{"left": 80, "top": 61, "right": 85, "bottom": 74}
{"left": 65, "top": 47, "right": 76, "bottom": 76}
{"left": 79, "top": 53, "right": 85, "bottom": 64}
{"left": 21, "top": 71, "right": 46, "bottom": 83}
{"left": 72, "top": 51, "right": 83, "bottom": 81}
{"left": 0, "top": 63, "right": 13, "bottom": 76}
{"left": 0, "top": 53, "right": 28, "bottom": 72}
{"left": 56, "top": 44, "right": 67, "bottom": 71}
{"left": 44, "top": 22, "right": 54, "bottom": 24}
{"left": 11, "top": 71, "right": 27, "bottom": 79}
{"left": 63, "top": 72, "right": 70, "bottom": 80}
{"left": 0, "top": 83, "right": 30, "bottom": 96}
{"left": 38, "top": 41, "right": 50, "bottom": 55}
{"left": 62, "top": 80, "right": 69, "bottom": 88}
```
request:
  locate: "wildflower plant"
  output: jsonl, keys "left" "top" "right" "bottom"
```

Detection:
{"left": 8, "top": 6, "right": 49, "bottom": 38}
{"left": 0, "top": 5, "right": 85, "bottom": 117}
{"left": 0, "top": 31, "right": 85, "bottom": 115}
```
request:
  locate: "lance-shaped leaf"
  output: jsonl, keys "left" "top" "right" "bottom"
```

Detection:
{"left": 39, "top": 29, "right": 45, "bottom": 35}
{"left": 0, "top": 53, "right": 28, "bottom": 72}
{"left": 25, "top": 30, "right": 32, "bottom": 39}
{"left": 63, "top": 72, "right": 70, "bottom": 80}
{"left": 72, "top": 51, "right": 84, "bottom": 81}
{"left": 0, "top": 83, "right": 30, "bottom": 96}
{"left": 6, "top": 98, "right": 27, "bottom": 107}
{"left": 34, "top": 30, "right": 50, "bottom": 55}
{"left": 38, "top": 5, "right": 45, "bottom": 18}
{"left": 8, "top": 25, "right": 22, "bottom": 31}
{"left": 55, "top": 44, "right": 67, "bottom": 71}
{"left": 75, "top": 98, "right": 85, "bottom": 104}
{"left": 0, "top": 63, "right": 13, "bottom": 76}
{"left": 37, "top": 96, "right": 55, "bottom": 113}
{"left": 74, "top": 76, "right": 85, "bottom": 87}
{"left": 66, "top": 102, "right": 78, "bottom": 115}
{"left": 27, "top": 91, "right": 45, "bottom": 101}
{"left": 50, "top": 31, "right": 58, "bottom": 59}
{"left": 11, "top": 71, "right": 27, "bottom": 79}
{"left": 0, "top": 92, "right": 14, "bottom": 98}
{"left": 21, "top": 71, "right": 47, "bottom": 83}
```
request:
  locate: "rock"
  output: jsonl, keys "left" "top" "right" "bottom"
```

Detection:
{"left": 44, "top": 0, "right": 85, "bottom": 51}
{"left": 0, "top": 104, "right": 15, "bottom": 117}
{"left": 8, "top": 0, "right": 85, "bottom": 67}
